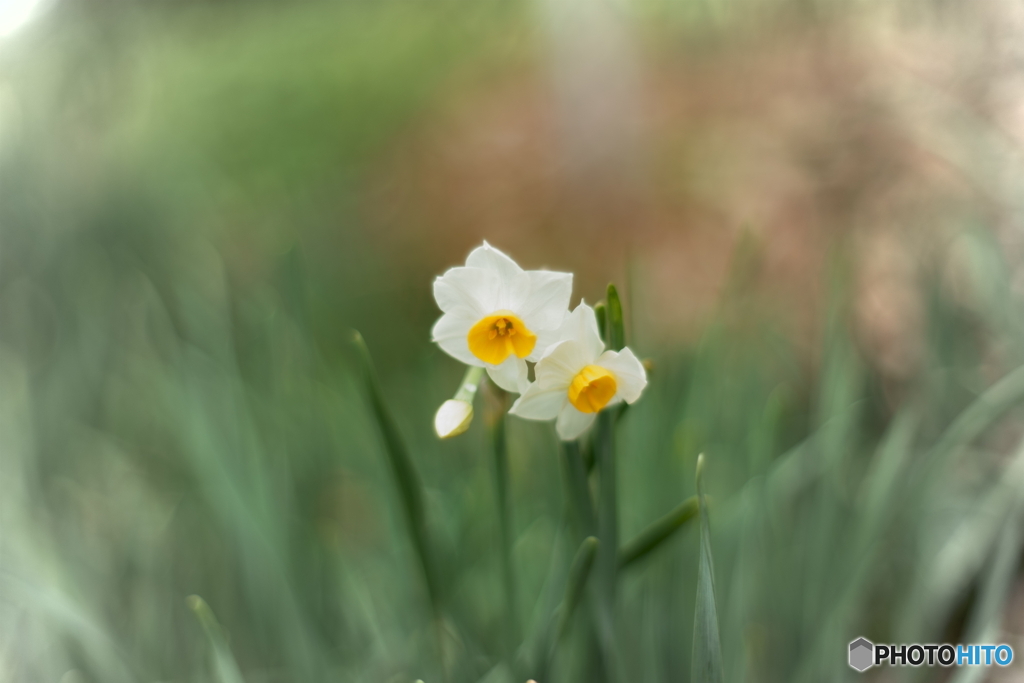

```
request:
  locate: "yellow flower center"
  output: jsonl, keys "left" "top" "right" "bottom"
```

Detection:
{"left": 467, "top": 311, "right": 537, "bottom": 365}
{"left": 568, "top": 365, "right": 618, "bottom": 413}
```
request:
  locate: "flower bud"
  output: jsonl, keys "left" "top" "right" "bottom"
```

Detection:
{"left": 434, "top": 399, "right": 474, "bottom": 439}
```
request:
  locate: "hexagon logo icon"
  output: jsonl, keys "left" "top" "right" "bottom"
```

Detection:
{"left": 849, "top": 637, "right": 874, "bottom": 672}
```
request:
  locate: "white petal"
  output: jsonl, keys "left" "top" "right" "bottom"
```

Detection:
{"left": 433, "top": 267, "right": 499, "bottom": 315}
{"left": 487, "top": 356, "right": 529, "bottom": 394}
{"left": 534, "top": 340, "right": 587, "bottom": 390}
{"left": 509, "top": 382, "right": 567, "bottom": 420}
{"left": 518, "top": 270, "right": 573, "bottom": 333}
{"left": 555, "top": 303, "right": 604, "bottom": 362}
{"left": 595, "top": 347, "right": 647, "bottom": 403}
{"left": 431, "top": 310, "right": 483, "bottom": 366}
{"left": 496, "top": 270, "right": 532, "bottom": 312}
{"left": 465, "top": 241, "right": 524, "bottom": 284}
{"left": 529, "top": 320, "right": 568, "bottom": 363}
{"left": 556, "top": 403, "right": 596, "bottom": 441}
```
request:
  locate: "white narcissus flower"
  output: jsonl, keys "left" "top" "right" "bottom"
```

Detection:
{"left": 509, "top": 302, "right": 647, "bottom": 440}
{"left": 431, "top": 242, "right": 573, "bottom": 393}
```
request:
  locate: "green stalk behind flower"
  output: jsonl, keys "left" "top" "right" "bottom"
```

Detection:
{"left": 485, "top": 380, "right": 521, "bottom": 653}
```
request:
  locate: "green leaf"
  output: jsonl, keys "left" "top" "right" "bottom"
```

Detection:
{"left": 949, "top": 513, "right": 1024, "bottom": 683}
{"left": 351, "top": 331, "right": 441, "bottom": 612}
{"left": 605, "top": 284, "right": 625, "bottom": 351}
{"left": 901, "top": 434, "right": 1024, "bottom": 642}
{"left": 556, "top": 536, "right": 600, "bottom": 642}
{"left": 618, "top": 496, "right": 699, "bottom": 569}
{"left": 692, "top": 454, "right": 723, "bottom": 683}
{"left": 187, "top": 595, "right": 246, "bottom": 683}
{"left": 927, "top": 363, "right": 1024, "bottom": 469}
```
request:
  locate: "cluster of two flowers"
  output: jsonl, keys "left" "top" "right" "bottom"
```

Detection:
{"left": 431, "top": 242, "right": 648, "bottom": 441}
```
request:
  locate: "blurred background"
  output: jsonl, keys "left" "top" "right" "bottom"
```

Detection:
{"left": 4, "top": 0, "right": 1024, "bottom": 681}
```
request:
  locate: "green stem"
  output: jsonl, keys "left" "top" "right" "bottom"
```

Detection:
{"left": 595, "top": 411, "right": 618, "bottom": 600}
{"left": 561, "top": 440, "right": 596, "bottom": 536}
{"left": 590, "top": 410, "right": 623, "bottom": 683}
{"left": 490, "top": 409, "right": 521, "bottom": 652}
{"left": 455, "top": 365, "right": 484, "bottom": 403}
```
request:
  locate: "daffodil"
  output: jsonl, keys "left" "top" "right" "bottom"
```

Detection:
{"left": 509, "top": 302, "right": 647, "bottom": 440}
{"left": 432, "top": 242, "right": 573, "bottom": 393}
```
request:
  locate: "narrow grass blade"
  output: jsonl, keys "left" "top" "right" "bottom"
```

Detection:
{"left": 949, "top": 510, "right": 1024, "bottom": 683}
{"left": 540, "top": 537, "right": 602, "bottom": 683}
{"left": 692, "top": 454, "right": 723, "bottom": 683}
{"left": 514, "top": 514, "right": 568, "bottom": 675}
{"left": 187, "top": 595, "right": 246, "bottom": 683}
{"left": 618, "top": 496, "right": 699, "bottom": 569}
{"left": 351, "top": 331, "right": 441, "bottom": 611}
{"left": 471, "top": 663, "right": 516, "bottom": 683}
{"left": 605, "top": 284, "right": 625, "bottom": 351}
{"left": 788, "top": 409, "right": 919, "bottom": 683}
{"left": 928, "top": 363, "right": 1024, "bottom": 468}
{"left": 555, "top": 536, "right": 600, "bottom": 642}
{"left": 901, "top": 432, "right": 1024, "bottom": 641}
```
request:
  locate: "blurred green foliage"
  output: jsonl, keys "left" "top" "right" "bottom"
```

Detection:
{"left": 2, "top": 1, "right": 1024, "bottom": 682}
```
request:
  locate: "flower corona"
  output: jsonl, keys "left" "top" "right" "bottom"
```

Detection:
{"left": 568, "top": 365, "right": 618, "bottom": 413}
{"left": 466, "top": 311, "right": 536, "bottom": 365}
